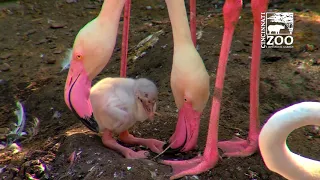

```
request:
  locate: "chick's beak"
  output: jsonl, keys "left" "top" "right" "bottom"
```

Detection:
{"left": 142, "top": 100, "right": 156, "bottom": 120}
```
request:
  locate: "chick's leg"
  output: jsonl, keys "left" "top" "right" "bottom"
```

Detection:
{"left": 101, "top": 104, "right": 150, "bottom": 159}
{"left": 102, "top": 129, "right": 150, "bottom": 159}
{"left": 119, "top": 130, "right": 164, "bottom": 153}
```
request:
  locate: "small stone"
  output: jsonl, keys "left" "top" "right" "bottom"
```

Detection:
{"left": 263, "top": 55, "right": 282, "bottom": 62}
{"left": 35, "top": 39, "right": 47, "bottom": 45}
{"left": 300, "top": 52, "right": 310, "bottom": 58}
{"left": 294, "top": 5, "right": 303, "bottom": 12}
{"left": 305, "top": 44, "right": 316, "bottom": 52}
{"left": 0, "top": 127, "right": 9, "bottom": 134}
{"left": 313, "top": 59, "right": 320, "bottom": 65}
{"left": 146, "top": 6, "right": 152, "bottom": 10}
{"left": 8, "top": 143, "right": 21, "bottom": 154}
{"left": 84, "top": 4, "right": 96, "bottom": 9}
{"left": 157, "top": 5, "right": 165, "bottom": 10}
{"left": 0, "top": 53, "right": 12, "bottom": 59}
{"left": 0, "top": 79, "right": 6, "bottom": 84}
{"left": 50, "top": 22, "right": 66, "bottom": 29}
{"left": 49, "top": 45, "right": 57, "bottom": 49}
{"left": 46, "top": 59, "right": 56, "bottom": 64}
{"left": 47, "top": 35, "right": 58, "bottom": 40}
{"left": 0, "top": 144, "right": 5, "bottom": 150}
{"left": 66, "top": 0, "right": 77, "bottom": 3}
{"left": 0, "top": 128, "right": 9, "bottom": 140}
{"left": 0, "top": 63, "right": 10, "bottom": 71}
{"left": 53, "top": 50, "right": 62, "bottom": 54}
{"left": 24, "top": 29, "right": 36, "bottom": 36}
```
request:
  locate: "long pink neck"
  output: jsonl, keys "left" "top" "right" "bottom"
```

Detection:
{"left": 99, "top": 0, "right": 126, "bottom": 22}
{"left": 84, "top": 0, "right": 126, "bottom": 80}
{"left": 165, "top": 0, "right": 193, "bottom": 47}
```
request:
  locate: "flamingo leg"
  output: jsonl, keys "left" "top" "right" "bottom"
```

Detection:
{"left": 217, "top": 0, "right": 269, "bottom": 157}
{"left": 190, "top": 0, "right": 197, "bottom": 46}
{"left": 101, "top": 129, "right": 149, "bottom": 159}
{"left": 120, "top": 0, "right": 131, "bottom": 77}
{"left": 119, "top": 130, "right": 164, "bottom": 154}
{"left": 162, "top": 1, "right": 242, "bottom": 179}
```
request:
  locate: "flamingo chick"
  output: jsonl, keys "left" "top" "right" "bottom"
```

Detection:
{"left": 90, "top": 77, "right": 164, "bottom": 159}
{"left": 259, "top": 102, "right": 320, "bottom": 180}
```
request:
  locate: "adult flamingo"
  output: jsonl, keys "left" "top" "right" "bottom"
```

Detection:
{"left": 260, "top": 102, "right": 320, "bottom": 180}
{"left": 162, "top": 0, "right": 268, "bottom": 179}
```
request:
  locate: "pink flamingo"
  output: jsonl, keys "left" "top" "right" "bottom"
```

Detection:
{"left": 259, "top": 102, "right": 320, "bottom": 180}
{"left": 162, "top": 0, "right": 269, "bottom": 179}
{"left": 64, "top": 0, "right": 163, "bottom": 158}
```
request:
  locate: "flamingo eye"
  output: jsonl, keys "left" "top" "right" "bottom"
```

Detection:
{"left": 184, "top": 98, "right": 187, "bottom": 102}
{"left": 76, "top": 55, "right": 82, "bottom": 60}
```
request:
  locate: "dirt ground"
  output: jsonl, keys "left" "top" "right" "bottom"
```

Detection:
{"left": 0, "top": 0, "right": 320, "bottom": 179}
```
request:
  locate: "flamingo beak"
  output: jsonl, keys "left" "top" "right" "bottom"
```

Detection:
{"left": 64, "top": 61, "right": 99, "bottom": 132}
{"left": 164, "top": 102, "right": 201, "bottom": 152}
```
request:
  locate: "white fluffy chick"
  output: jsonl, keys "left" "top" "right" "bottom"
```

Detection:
{"left": 90, "top": 77, "right": 164, "bottom": 159}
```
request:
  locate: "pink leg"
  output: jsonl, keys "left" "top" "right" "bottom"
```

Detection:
{"left": 101, "top": 129, "right": 149, "bottom": 159}
{"left": 120, "top": 0, "right": 131, "bottom": 77}
{"left": 190, "top": 0, "right": 197, "bottom": 46}
{"left": 119, "top": 130, "right": 164, "bottom": 154}
{"left": 217, "top": 0, "right": 269, "bottom": 157}
{"left": 162, "top": 1, "right": 242, "bottom": 179}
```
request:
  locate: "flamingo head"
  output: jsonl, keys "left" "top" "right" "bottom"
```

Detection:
{"left": 133, "top": 78, "right": 158, "bottom": 121}
{"left": 64, "top": 18, "right": 114, "bottom": 132}
{"left": 166, "top": 47, "right": 210, "bottom": 152}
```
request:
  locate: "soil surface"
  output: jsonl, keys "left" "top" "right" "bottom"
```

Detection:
{"left": 0, "top": 0, "right": 320, "bottom": 179}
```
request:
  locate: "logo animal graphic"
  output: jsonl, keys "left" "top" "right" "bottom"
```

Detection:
{"left": 268, "top": 25, "right": 285, "bottom": 34}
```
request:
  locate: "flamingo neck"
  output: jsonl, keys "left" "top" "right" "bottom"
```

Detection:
{"left": 99, "top": 0, "right": 126, "bottom": 22}
{"left": 165, "top": 0, "right": 194, "bottom": 46}
{"left": 259, "top": 102, "right": 320, "bottom": 180}
{"left": 82, "top": 0, "right": 126, "bottom": 80}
